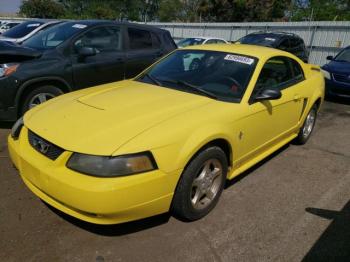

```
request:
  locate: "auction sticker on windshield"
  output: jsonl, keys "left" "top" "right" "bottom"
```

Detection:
{"left": 224, "top": 54, "right": 254, "bottom": 65}
{"left": 27, "top": 23, "right": 40, "bottom": 27}
{"left": 72, "top": 24, "right": 87, "bottom": 29}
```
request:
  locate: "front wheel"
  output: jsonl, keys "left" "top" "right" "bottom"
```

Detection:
{"left": 172, "top": 146, "right": 228, "bottom": 221}
{"left": 294, "top": 104, "right": 318, "bottom": 145}
{"left": 21, "top": 85, "right": 63, "bottom": 115}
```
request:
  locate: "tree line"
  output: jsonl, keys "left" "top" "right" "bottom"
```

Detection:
{"left": 19, "top": 0, "right": 350, "bottom": 22}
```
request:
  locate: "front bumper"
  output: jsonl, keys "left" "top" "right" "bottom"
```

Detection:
{"left": 8, "top": 127, "right": 181, "bottom": 224}
{"left": 325, "top": 79, "right": 350, "bottom": 98}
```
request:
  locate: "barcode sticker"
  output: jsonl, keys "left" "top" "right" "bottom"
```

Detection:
{"left": 224, "top": 54, "right": 254, "bottom": 65}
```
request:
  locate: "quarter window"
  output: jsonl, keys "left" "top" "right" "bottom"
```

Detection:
{"left": 290, "top": 58, "right": 304, "bottom": 80}
{"left": 128, "top": 28, "right": 153, "bottom": 50}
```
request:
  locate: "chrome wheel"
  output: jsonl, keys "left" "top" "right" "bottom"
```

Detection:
{"left": 302, "top": 108, "right": 316, "bottom": 138}
{"left": 28, "top": 93, "right": 55, "bottom": 109}
{"left": 191, "top": 159, "right": 223, "bottom": 210}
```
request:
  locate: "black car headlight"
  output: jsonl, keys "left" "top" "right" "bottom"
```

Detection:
{"left": 11, "top": 117, "right": 24, "bottom": 140}
{"left": 66, "top": 152, "right": 157, "bottom": 177}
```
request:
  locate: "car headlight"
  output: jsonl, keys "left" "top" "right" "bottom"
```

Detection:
{"left": 321, "top": 69, "right": 331, "bottom": 80}
{"left": 66, "top": 152, "right": 157, "bottom": 177}
{"left": 11, "top": 117, "right": 24, "bottom": 140}
{"left": 0, "top": 63, "right": 19, "bottom": 78}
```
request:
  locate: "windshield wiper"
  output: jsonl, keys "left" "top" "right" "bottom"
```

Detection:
{"left": 160, "top": 78, "right": 218, "bottom": 99}
{"left": 143, "top": 73, "right": 162, "bottom": 86}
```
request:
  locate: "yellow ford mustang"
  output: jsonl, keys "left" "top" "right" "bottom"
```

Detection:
{"left": 8, "top": 44, "right": 324, "bottom": 224}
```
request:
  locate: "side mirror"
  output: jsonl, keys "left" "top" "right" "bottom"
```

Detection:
{"left": 253, "top": 88, "right": 282, "bottom": 102}
{"left": 78, "top": 47, "right": 97, "bottom": 57}
{"left": 326, "top": 55, "right": 334, "bottom": 61}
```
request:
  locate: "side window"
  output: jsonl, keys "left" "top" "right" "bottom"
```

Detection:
{"left": 216, "top": 39, "right": 226, "bottom": 44}
{"left": 74, "top": 26, "right": 121, "bottom": 52}
{"left": 128, "top": 28, "right": 152, "bottom": 50}
{"left": 289, "top": 58, "right": 305, "bottom": 81}
{"left": 255, "top": 56, "right": 294, "bottom": 92}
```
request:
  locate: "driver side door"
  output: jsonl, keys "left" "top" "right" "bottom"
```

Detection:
{"left": 236, "top": 56, "right": 305, "bottom": 166}
{"left": 70, "top": 26, "right": 126, "bottom": 90}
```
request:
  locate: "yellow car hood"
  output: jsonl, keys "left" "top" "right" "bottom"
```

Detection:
{"left": 24, "top": 80, "right": 211, "bottom": 155}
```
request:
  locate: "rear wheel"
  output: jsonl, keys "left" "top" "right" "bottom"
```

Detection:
{"left": 21, "top": 85, "right": 63, "bottom": 115}
{"left": 172, "top": 146, "right": 228, "bottom": 221}
{"left": 294, "top": 104, "right": 318, "bottom": 145}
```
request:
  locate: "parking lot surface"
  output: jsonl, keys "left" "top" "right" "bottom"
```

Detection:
{"left": 0, "top": 99, "right": 349, "bottom": 262}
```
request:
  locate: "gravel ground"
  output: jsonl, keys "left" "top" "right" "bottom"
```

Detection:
{"left": 0, "top": 99, "right": 349, "bottom": 262}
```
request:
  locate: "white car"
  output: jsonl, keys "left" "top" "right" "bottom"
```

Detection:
{"left": 0, "top": 22, "right": 22, "bottom": 34}
{"left": 177, "top": 37, "right": 229, "bottom": 70}
{"left": 177, "top": 37, "right": 228, "bottom": 48}
{"left": 0, "top": 20, "right": 61, "bottom": 44}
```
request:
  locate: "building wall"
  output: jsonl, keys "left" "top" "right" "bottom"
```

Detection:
{"left": 148, "top": 21, "right": 350, "bottom": 65}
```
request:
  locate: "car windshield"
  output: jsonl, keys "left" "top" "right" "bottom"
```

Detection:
{"left": 178, "top": 38, "right": 205, "bottom": 48}
{"left": 23, "top": 22, "right": 88, "bottom": 50}
{"left": 238, "top": 34, "right": 277, "bottom": 47}
{"left": 137, "top": 50, "right": 257, "bottom": 103}
{"left": 334, "top": 48, "right": 350, "bottom": 62}
{"left": 2, "top": 21, "right": 44, "bottom": 38}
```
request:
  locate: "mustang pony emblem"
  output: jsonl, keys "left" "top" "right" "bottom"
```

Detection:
{"left": 32, "top": 137, "right": 50, "bottom": 154}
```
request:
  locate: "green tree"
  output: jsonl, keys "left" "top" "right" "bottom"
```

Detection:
{"left": 159, "top": 0, "right": 184, "bottom": 21}
{"left": 19, "top": 0, "right": 65, "bottom": 18}
{"left": 291, "top": 0, "right": 350, "bottom": 21}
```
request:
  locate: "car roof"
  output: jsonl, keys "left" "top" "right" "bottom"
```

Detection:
{"left": 246, "top": 31, "right": 301, "bottom": 39}
{"left": 58, "top": 20, "right": 166, "bottom": 32}
{"left": 183, "top": 43, "right": 293, "bottom": 61}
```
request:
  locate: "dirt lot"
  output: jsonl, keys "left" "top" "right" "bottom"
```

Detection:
{"left": 0, "top": 99, "right": 349, "bottom": 262}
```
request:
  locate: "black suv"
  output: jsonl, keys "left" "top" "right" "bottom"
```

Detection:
{"left": 0, "top": 20, "right": 176, "bottom": 121}
{"left": 237, "top": 31, "right": 309, "bottom": 63}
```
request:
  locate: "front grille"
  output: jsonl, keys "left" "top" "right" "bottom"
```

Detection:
{"left": 28, "top": 130, "right": 64, "bottom": 160}
{"left": 333, "top": 73, "right": 350, "bottom": 84}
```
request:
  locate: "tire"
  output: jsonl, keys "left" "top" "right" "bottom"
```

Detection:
{"left": 21, "top": 85, "right": 64, "bottom": 115}
{"left": 294, "top": 104, "right": 318, "bottom": 145}
{"left": 172, "top": 146, "right": 228, "bottom": 221}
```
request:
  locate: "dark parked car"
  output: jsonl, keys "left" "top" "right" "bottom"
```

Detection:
{"left": 237, "top": 31, "right": 309, "bottom": 63}
{"left": 0, "top": 20, "right": 176, "bottom": 121}
{"left": 321, "top": 46, "right": 350, "bottom": 98}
